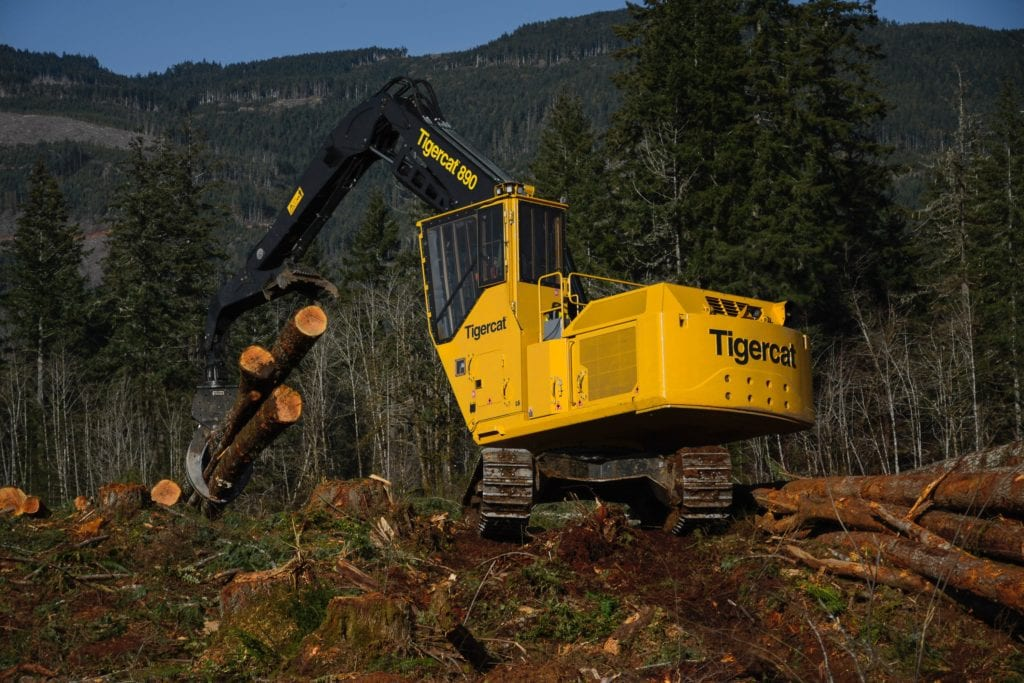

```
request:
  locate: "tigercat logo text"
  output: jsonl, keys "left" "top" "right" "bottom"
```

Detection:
{"left": 417, "top": 128, "right": 479, "bottom": 190}
{"left": 465, "top": 316, "right": 507, "bottom": 341}
{"left": 709, "top": 329, "right": 797, "bottom": 368}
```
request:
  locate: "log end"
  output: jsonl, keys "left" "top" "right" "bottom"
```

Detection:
{"left": 151, "top": 479, "right": 183, "bottom": 507}
{"left": 294, "top": 305, "right": 328, "bottom": 338}
{"left": 271, "top": 385, "right": 303, "bottom": 424}
{"left": 0, "top": 486, "right": 28, "bottom": 516}
{"left": 240, "top": 345, "right": 276, "bottom": 381}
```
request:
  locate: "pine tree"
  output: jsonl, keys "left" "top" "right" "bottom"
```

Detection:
{"left": 607, "top": 0, "right": 902, "bottom": 334}
{"left": 2, "top": 160, "right": 87, "bottom": 404}
{"left": 99, "top": 126, "right": 221, "bottom": 389}
{"left": 530, "top": 94, "right": 613, "bottom": 275}
{"left": 608, "top": 0, "right": 749, "bottom": 283}
{"left": 340, "top": 189, "right": 408, "bottom": 286}
{"left": 971, "top": 83, "right": 1024, "bottom": 441}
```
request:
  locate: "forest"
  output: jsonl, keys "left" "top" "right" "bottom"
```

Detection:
{"left": 0, "top": 0, "right": 1023, "bottom": 512}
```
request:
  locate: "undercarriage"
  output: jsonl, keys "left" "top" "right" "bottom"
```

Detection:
{"left": 462, "top": 446, "right": 733, "bottom": 539}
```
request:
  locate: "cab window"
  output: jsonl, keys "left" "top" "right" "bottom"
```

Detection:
{"left": 423, "top": 205, "right": 505, "bottom": 343}
{"left": 519, "top": 203, "right": 564, "bottom": 284}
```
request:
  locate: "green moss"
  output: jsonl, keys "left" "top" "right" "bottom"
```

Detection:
{"left": 801, "top": 581, "right": 845, "bottom": 616}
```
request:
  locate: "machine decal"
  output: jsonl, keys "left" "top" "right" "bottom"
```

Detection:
{"left": 417, "top": 128, "right": 478, "bottom": 190}
{"left": 709, "top": 328, "right": 797, "bottom": 368}
{"left": 465, "top": 316, "right": 508, "bottom": 341}
{"left": 287, "top": 186, "right": 304, "bottom": 216}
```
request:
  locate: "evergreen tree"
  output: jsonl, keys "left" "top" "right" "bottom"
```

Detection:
{"left": 100, "top": 125, "right": 221, "bottom": 389}
{"left": 970, "top": 83, "right": 1024, "bottom": 441}
{"left": 2, "top": 160, "right": 87, "bottom": 403}
{"left": 607, "top": 0, "right": 902, "bottom": 334}
{"left": 608, "top": 0, "right": 749, "bottom": 283}
{"left": 530, "top": 94, "right": 614, "bottom": 275}
{"left": 340, "top": 189, "right": 408, "bottom": 286}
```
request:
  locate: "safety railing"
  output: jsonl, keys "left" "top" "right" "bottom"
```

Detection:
{"left": 536, "top": 271, "right": 643, "bottom": 341}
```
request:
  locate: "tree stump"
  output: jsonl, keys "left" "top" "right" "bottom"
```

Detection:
{"left": 98, "top": 482, "right": 149, "bottom": 516}
{"left": 289, "top": 593, "right": 414, "bottom": 676}
{"left": 304, "top": 478, "right": 394, "bottom": 521}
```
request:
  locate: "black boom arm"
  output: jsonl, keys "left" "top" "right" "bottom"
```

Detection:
{"left": 199, "top": 76, "right": 513, "bottom": 387}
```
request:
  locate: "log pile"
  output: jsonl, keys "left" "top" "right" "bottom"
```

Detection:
{"left": 189, "top": 305, "right": 327, "bottom": 516}
{"left": 754, "top": 445, "right": 1024, "bottom": 614}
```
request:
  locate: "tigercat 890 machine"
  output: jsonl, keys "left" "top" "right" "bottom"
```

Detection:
{"left": 186, "top": 76, "right": 814, "bottom": 538}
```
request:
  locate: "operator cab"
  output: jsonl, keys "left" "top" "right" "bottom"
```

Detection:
{"left": 419, "top": 184, "right": 573, "bottom": 345}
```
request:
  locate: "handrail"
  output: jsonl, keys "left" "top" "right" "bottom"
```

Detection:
{"left": 534, "top": 270, "right": 645, "bottom": 342}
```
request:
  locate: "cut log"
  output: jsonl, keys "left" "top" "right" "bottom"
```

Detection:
{"left": 19, "top": 495, "right": 47, "bottom": 518}
{"left": 912, "top": 509, "right": 1024, "bottom": 565}
{"left": 817, "top": 531, "right": 1024, "bottom": 613}
{"left": 270, "top": 305, "right": 328, "bottom": 382}
{"left": 754, "top": 489, "right": 1024, "bottom": 564}
{"left": 72, "top": 515, "right": 107, "bottom": 539}
{"left": 210, "top": 345, "right": 278, "bottom": 457}
{"left": 867, "top": 500, "right": 963, "bottom": 554}
{"left": 784, "top": 544, "right": 934, "bottom": 594}
{"left": 151, "top": 479, "right": 182, "bottom": 507}
{"left": 752, "top": 488, "right": 887, "bottom": 534}
{"left": 913, "top": 441, "right": 1024, "bottom": 473}
{"left": 205, "top": 385, "right": 303, "bottom": 507}
{"left": 782, "top": 470, "right": 1024, "bottom": 517}
{"left": 73, "top": 495, "right": 91, "bottom": 511}
{"left": 193, "top": 306, "right": 325, "bottom": 513}
{"left": 0, "top": 486, "right": 27, "bottom": 516}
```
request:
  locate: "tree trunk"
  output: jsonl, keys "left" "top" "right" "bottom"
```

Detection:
{"left": 781, "top": 470, "right": 1024, "bottom": 516}
{"left": 752, "top": 488, "right": 887, "bottom": 534}
{"left": 210, "top": 345, "right": 277, "bottom": 457}
{"left": 755, "top": 487, "right": 1024, "bottom": 564}
{"left": 784, "top": 544, "right": 934, "bottom": 594}
{"left": 270, "top": 305, "right": 328, "bottom": 382}
{"left": 205, "top": 385, "right": 303, "bottom": 506}
{"left": 817, "top": 531, "right": 1024, "bottom": 613}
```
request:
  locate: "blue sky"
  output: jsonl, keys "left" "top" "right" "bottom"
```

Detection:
{"left": 1, "top": 0, "right": 1021, "bottom": 77}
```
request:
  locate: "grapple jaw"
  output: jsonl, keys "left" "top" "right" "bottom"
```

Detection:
{"left": 186, "top": 383, "right": 253, "bottom": 504}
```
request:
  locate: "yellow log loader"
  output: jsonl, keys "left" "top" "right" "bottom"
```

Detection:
{"left": 186, "top": 77, "right": 813, "bottom": 537}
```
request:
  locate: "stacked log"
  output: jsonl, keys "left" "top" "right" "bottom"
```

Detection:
{"left": 190, "top": 305, "right": 326, "bottom": 516}
{"left": 754, "top": 448, "right": 1024, "bottom": 614}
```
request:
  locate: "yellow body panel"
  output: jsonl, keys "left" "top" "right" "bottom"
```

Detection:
{"left": 419, "top": 192, "right": 813, "bottom": 455}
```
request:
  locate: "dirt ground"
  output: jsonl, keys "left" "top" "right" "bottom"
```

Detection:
{"left": 1, "top": 488, "right": 1021, "bottom": 681}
